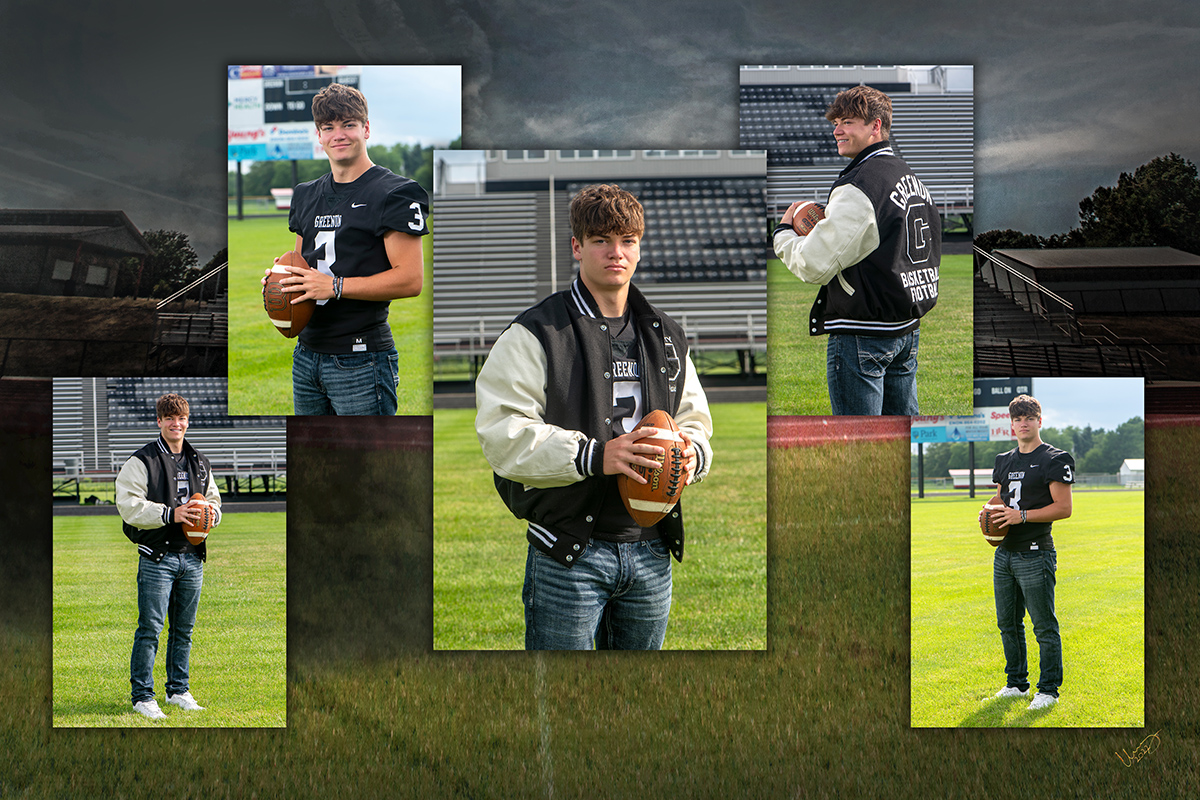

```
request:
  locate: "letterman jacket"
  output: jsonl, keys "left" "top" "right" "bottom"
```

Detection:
{"left": 475, "top": 278, "right": 713, "bottom": 567}
{"left": 772, "top": 140, "right": 941, "bottom": 336}
{"left": 116, "top": 436, "right": 221, "bottom": 563}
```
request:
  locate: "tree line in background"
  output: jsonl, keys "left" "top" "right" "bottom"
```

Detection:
{"left": 914, "top": 416, "right": 1145, "bottom": 481}
{"left": 114, "top": 231, "right": 226, "bottom": 299}
{"left": 228, "top": 137, "right": 462, "bottom": 199}
{"left": 975, "top": 153, "right": 1200, "bottom": 256}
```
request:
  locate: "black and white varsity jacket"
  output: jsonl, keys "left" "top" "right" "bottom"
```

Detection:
{"left": 115, "top": 436, "right": 221, "bottom": 563}
{"left": 475, "top": 278, "right": 713, "bottom": 567}
{"left": 773, "top": 140, "right": 941, "bottom": 337}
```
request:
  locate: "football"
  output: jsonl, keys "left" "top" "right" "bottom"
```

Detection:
{"left": 264, "top": 250, "right": 317, "bottom": 338}
{"left": 618, "top": 410, "right": 687, "bottom": 528}
{"left": 183, "top": 493, "right": 215, "bottom": 546}
{"left": 792, "top": 201, "right": 825, "bottom": 236}
{"left": 979, "top": 503, "right": 1010, "bottom": 547}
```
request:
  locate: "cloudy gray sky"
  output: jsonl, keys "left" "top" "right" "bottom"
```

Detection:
{"left": 1, "top": 1, "right": 1197, "bottom": 261}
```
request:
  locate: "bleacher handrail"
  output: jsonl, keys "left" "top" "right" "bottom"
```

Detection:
{"left": 157, "top": 262, "right": 228, "bottom": 310}
{"left": 974, "top": 246, "right": 1080, "bottom": 341}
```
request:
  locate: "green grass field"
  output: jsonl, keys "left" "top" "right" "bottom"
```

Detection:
{"left": 52, "top": 512, "right": 286, "bottom": 727}
{"left": 433, "top": 402, "right": 767, "bottom": 650}
{"left": 911, "top": 490, "right": 1144, "bottom": 727}
{"left": 768, "top": 253, "right": 973, "bottom": 415}
{"left": 4, "top": 427, "right": 1198, "bottom": 796}
{"left": 226, "top": 216, "right": 433, "bottom": 416}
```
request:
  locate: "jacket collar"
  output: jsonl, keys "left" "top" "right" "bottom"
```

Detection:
{"left": 568, "top": 277, "right": 653, "bottom": 321}
{"left": 839, "top": 139, "right": 895, "bottom": 177}
{"left": 155, "top": 434, "right": 195, "bottom": 460}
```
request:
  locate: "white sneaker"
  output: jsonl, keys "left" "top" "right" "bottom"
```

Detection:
{"left": 1028, "top": 692, "right": 1058, "bottom": 710}
{"left": 994, "top": 686, "right": 1028, "bottom": 698}
{"left": 166, "top": 691, "right": 205, "bottom": 711}
{"left": 133, "top": 699, "right": 167, "bottom": 719}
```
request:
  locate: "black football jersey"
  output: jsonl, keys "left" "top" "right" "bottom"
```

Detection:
{"left": 991, "top": 443, "right": 1075, "bottom": 550}
{"left": 288, "top": 166, "right": 430, "bottom": 354}
{"left": 595, "top": 315, "right": 655, "bottom": 542}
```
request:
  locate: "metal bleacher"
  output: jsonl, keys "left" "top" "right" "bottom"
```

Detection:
{"left": 433, "top": 178, "right": 768, "bottom": 374}
{"left": 740, "top": 84, "right": 974, "bottom": 218}
{"left": 52, "top": 377, "right": 286, "bottom": 498}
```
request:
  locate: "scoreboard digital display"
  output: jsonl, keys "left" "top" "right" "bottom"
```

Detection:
{"left": 228, "top": 66, "right": 361, "bottom": 161}
{"left": 262, "top": 75, "right": 360, "bottom": 124}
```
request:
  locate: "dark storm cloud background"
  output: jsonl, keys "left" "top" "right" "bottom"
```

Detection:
{"left": 0, "top": 1, "right": 1197, "bottom": 255}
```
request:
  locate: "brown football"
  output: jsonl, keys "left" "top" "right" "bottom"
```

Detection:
{"left": 264, "top": 250, "right": 317, "bottom": 338}
{"left": 979, "top": 503, "right": 1010, "bottom": 547}
{"left": 618, "top": 410, "right": 687, "bottom": 528}
{"left": 183, "top": 493, "right": 215, "bottom": 546}
{"left": 791, "top": 201, "right": 825, "bottom": 236}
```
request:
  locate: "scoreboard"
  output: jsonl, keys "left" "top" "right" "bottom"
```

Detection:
{"left": 228, "top": 66, "right": 361, "bottom": 161}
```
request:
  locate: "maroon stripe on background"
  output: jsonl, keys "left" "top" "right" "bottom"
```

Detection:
{"left": 769, "top": 415, "right": 909, "bottom": 448}
{"left": 288, "top": 416, "right": 432, "bottom": 451}
{"left": 1146, "top": 414, "right": 1200, "bottom": 428}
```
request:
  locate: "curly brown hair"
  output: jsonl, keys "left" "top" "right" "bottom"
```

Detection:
{"left": 311, "top": 83, "right": 369, "bottom": 126}
{"left": 1008, "top": 394, "right": 1042, "bottom": 419}
{"left": 569, "top": 184, "right": 645, "bottom": 242}
{"left": 155, "top": 393, "right": 190, "bottom": 419}
{"left": 824, "top": 85, "right": 892, "bottom": 137}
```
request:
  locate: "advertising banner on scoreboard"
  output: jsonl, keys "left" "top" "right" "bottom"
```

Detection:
{"left": 973, "top": 377, "right": 1031, "bottom": 441}
{"left": 227, "top": 66, "right": 360, "bottom": 162}
{"left": 910, "top": 415, "right": 991, "bottom": 444}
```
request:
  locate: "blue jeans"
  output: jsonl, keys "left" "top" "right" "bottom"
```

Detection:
{"left": 293, "top": 344, "right": 399, "bottom": 416}
{"left": 826, "top": 331, "right": 920, "bottom": 415}
{"left": 523, "top": 539, "right": 673, "bottom": 650}
{"left": 994, "top": 548, "right": 1061, "bottom": 697}
{"left": 131, "top": 553, "right": 204, "bottom": 704}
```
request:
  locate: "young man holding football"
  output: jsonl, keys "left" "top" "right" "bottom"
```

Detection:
{"left": 475, "top": 183, "right": 713, "bottom": 650}
{"left": 269, "top": 82, "right": 429, "bottom": 415}
{"left": 116, "top": 393, "right": 221, "bottom": 719}
{"left": 771, "top": 85, "right": 941, "bottom": 415}
{"left": 984, "top": 394, "right": 1074, "bottom": 711}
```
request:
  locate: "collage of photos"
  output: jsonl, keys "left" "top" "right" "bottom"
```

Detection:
{"left": 1, "top": 42, "right": 1190, "bottom": 797}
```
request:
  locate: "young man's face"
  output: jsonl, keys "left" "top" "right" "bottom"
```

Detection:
{"left": 832, "top": 116, "right": 883, "bottom": 159}
{"left": 572, "top": 231, "right": 641, "bottom": 296}
{"left": 157, "top": 413, "right": 189, "bottom": 447}
{"left": 317, "top": 117, "right": 370, "bottom": 166}
{"left": 1010, "top": 414, "right": 1042, "bottom": 442}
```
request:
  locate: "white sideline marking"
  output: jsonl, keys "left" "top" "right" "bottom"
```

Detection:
{"left": 536, "top": 653, "right": 554, "bottom": 799}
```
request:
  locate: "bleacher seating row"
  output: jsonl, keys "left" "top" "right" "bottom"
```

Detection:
{"left": 52, "top": 377, "right": 286, "bottom": 476}
{"left": 432, "top": 179, "right": 768, "bottom": 365}
{"left": 739, "top": 85, "right": 974, "bottom": 215}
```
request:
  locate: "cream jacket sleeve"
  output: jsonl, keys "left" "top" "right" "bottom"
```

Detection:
{"left": 772, "top": 183, "right": 880, "bottom": 294}
{"left": 475, "top": 324, "right": 591, "bottom": 488}
{"left": 674, "top": 356, "right": 713, "bottom": 484}
{"left": 115, "top": 458, "right": 171, "bottom": 529}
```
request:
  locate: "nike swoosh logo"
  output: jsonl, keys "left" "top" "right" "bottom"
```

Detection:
{"left": 351, "top": 203, "right": 366, "bottom": 208}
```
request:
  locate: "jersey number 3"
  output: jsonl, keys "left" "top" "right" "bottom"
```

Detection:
{"left": 313, "top": 231, "right": 337, "bottom": 306}
{"left": 1006, "top": 480, "right": 1023, "bottom": 511}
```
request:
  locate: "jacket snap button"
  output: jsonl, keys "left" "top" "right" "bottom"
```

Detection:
{"left": 573, "top": 543, "right": 580, "bottom": 550}
{"left": 600, "top": 324, "right": 608, "bottom": 331}
{"left": 660, "top": 367, "right": 666, "bottom": 373}
{"left": 604, "top": 418, "right": 611, "bottom": 425}
{"left": 653, "top": 321, "right": 659, "bottom": 328}
{"left": 565, "top": 555, "right": 573, "bottom": 562}
{"left": 604, "top": 372, "right": 611, "bottom": 379}
{"left": 586, "top": 515, "right": 594, "bottom": 522}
